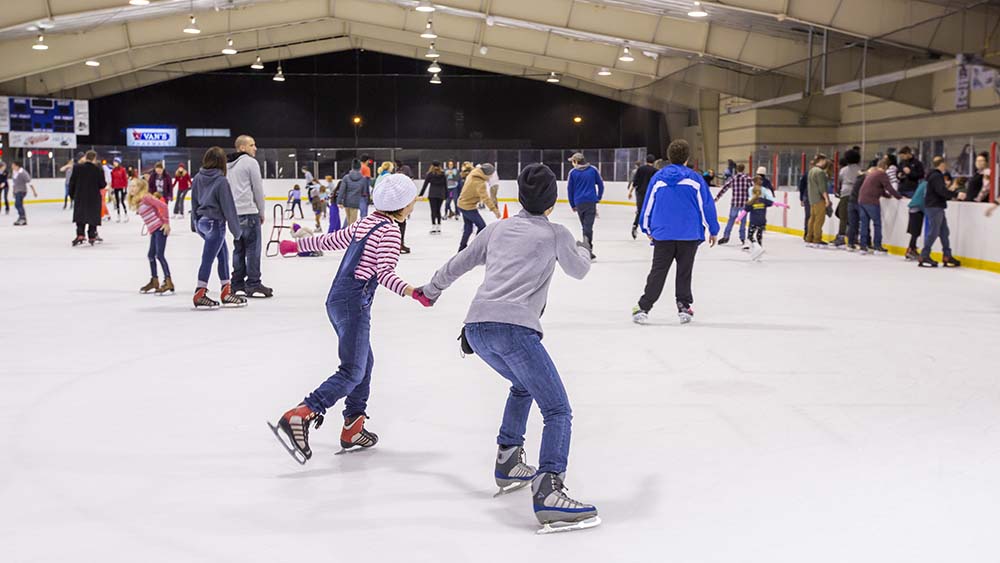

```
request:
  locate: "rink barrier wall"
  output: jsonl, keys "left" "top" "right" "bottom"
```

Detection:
{"left": 21, "top": 179, "right": 1000, "bottom": 274}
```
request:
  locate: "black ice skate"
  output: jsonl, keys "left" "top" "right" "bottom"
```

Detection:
{"left": 268, "top": 403, "right": 323, "bottom": 465}
{"left": 337, "top": 414, "right": 378, "bottom": 454}
{"left": 244, "top": 284, "right": 273, "bottom": 298}
{"left": 72, "top": 236, "right": 87, "bottom": 247}
{"left": 494, "top": 445, "right": 537, "bottom": 497}
{"left": 532, "top": 472, "right": 600, "bottom": 534}
{"left": 943, "top": 256, "right": 961, "bottom": 268}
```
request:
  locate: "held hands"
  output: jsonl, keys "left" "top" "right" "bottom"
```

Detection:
{"left": 409, "top": 286, "right": 434, "bottom": 307}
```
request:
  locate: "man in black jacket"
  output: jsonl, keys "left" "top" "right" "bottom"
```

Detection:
{"left": 919, "top": 156, "right": 960, "bottom": 268}
{"left": 69, "top": 150, "right": 107, "bottom": 246}
{"left": 896, "top": 146, "right": 924, "bottom": 198}
{"left": 628, "top": 154, "right": 658, "bottom": 239}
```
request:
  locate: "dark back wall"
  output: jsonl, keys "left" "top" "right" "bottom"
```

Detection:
{"left": 87, "top": 50, "right": 664, "bottom": 154}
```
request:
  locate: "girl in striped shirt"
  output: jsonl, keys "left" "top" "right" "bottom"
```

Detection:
{"left": 270, "top": 174, "right": 432, "bottom": 464}
{"left": 128, "top": 179, "right": 174, "bottom": 295}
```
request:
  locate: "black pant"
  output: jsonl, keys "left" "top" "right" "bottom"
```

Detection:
{"left": 174, "top": 191, "right": 187, "bottom": 215}
{"left": 835, "top": 197, "right": 849, "bottom": 237}
{"left": 113, "top": 189, "right": 127, "bottom": 216}
{"left": 429, "top": 197, "right": 444, "bottom": 225}
{"left": 399, "top": 219, "right": 407, "bottom": 247}
{"left": 748, "top": 224, "right": 764, "bottom": 244}
{"left": 638, "top": 240, "right": 700, "bottom": 312}
{"left": 632, "top": 189, "right": 646, "bottom": 227}
{"left": 802, "top": 201, "right": 810, "bottom": 240}
{"left": 76, "top": 222, "right": 98, "bottom": 239}
{"left": 576, "top": 201, "right": 597, "bottom": 250}
{"left": 1, "top": 186, "right": 8, "bottom": 211}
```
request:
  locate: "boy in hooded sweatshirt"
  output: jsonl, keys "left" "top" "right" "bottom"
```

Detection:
{"left": 566, "top": 152, "right": 604, "bottom": 259}
{"left": 271, "top": 174, "right": 430, "bottom": 462}
{"left": 190, "top": 147, "right": 245, "bottom": 309}
{"left": 418, "top": 163, "right": 600, "bottom": 533}
{"left": 632, "top": 140, "right": 720, "bottom": 325}
{"left": 338, "top": 159, "right": 371, "bottom": 225}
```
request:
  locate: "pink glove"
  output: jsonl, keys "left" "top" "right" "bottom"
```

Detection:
{"left": 735, "top": 210, "right": 748, "bottom": 223}
{"left": 773, "top": 202, "right": 789, "bottom": 209}
{"left": 279, "top": 240, "right": 299, "bottom": 257}
{"left": 411, "top": 289, "right": 433, "bottom": 307}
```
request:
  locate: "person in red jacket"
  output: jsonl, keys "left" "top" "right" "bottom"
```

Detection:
{"left": 173, "top": 164, "right": 192, "bottom": 218}
{"left": 110, "top": 158, "right": 129, "bottom": 222}
{"left": 148, "top": 161, "right": 174, "bottom": 208}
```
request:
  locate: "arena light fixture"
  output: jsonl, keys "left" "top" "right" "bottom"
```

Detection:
{"left": 427, "top": 60, "right": 442, "bottom": 73}
{"left": 129, "top": 0, "right": 150, "bottom": 5}
{"left": 272, "top": 63, "right": 285, "bottom": 82}
{"left": 425, "top": 43, "right": 440, "bottom": 58}
{"left": 420, "top": 20, "right": 437, "bottom": 39}
{"left": 85, "top": 60, "right": 100, "bottom": 67}
{"left": 32, "top": 35, "right": 48, "bottom": 50}
{"left": 183, "top": 15, "right": 201, "bottom": 34}
{"left": 478, "top": 45, "right": 488, "bottom": 56}
{"left": 352, "top": 116, "right": 362, "bottom": 125}
{"left": 221, "top": 37, "right": 237, "bottom": 55}
{"left": 618, "top": 45, "right": 634, "bottom": 62}
{"left": 572, "top": 116, "right": 583, "bottom": 124}
{"left": 597, "top": 67, "right": 611, "bottom": 76}
{"left": 251, "top": 55, "right": 264, "bottom": 70}
{"left": 546, "top": 72, "right": 560, "bottom": 83}
{"left": 688, "top": 1, "right": 708, "bottom": 17}
{"left": 415, "top": 1, "right": 435, "bottom": 13}
{"left": 430, "top": 73, "right": 442, "bottom": 85}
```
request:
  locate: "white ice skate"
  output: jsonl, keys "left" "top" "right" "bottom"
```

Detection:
{"left": 537, "top": 516, "right": 603, "bottom": 535}
{"left": 750, "top": 243, "right": 765, "bottom": 261}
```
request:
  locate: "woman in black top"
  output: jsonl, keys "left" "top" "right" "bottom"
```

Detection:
{"left": 420, "top": 161, "right": 448, "bottom": 234}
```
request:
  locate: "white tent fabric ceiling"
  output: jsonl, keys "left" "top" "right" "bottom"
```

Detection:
{"left": 0, "top": 0, "right": 994, "bottom": 113}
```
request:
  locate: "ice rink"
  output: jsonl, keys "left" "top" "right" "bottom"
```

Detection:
{"left": 3, "top": 200, "right": 1000, "bottom": 562}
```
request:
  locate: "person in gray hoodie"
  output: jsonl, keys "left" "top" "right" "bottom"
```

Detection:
{"left": 337, "top": 159, "right": 371, "bottom": 225}
{"left": 191, "top": 147, "right": 245, "bottom": 309}
{"left": 226, "top": 135, "right": 271, "bottom": 298}
{"left": 416, "top": 163, "right": 600, "bottom": 533}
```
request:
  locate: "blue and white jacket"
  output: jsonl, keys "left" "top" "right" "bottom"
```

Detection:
{"left": 566, "top": 164, "right": 605, "bottom": 208}
{"left": 640, "top": 164, "right": 720, "bottom": 241}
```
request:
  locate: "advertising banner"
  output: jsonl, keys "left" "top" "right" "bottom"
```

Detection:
{"left": 126, "top": 127, "right": 177, "bottom": 147}
{"left": 9, "top": 130, "right": 78, "bottom": 148}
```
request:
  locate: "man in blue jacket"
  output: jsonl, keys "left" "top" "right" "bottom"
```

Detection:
{"left": 567, "top": 152, "right": 604, "bottom": 259}
{"left": 632, "top": 140, "right": 719, "bottom": 325}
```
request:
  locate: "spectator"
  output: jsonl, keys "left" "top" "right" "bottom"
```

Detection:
{"left": 834, "top": 149, "right": 863, "bottom": 247}
{"left": 68, "top": 151, "right": 105, "bottom": 242}
{"left": 702, "top": 168, "right": 716, "bottom": 187}
{"left": 805, "top": 154, "right": 831, "bottom": 247}
{"left": 338, "top": 159, "right": 371, "bottom": 225}
{"left": 566, "top": 152, "right": 604, "bottom": 260}
{"left": 227, "top": 134, "right": 271, "bottom": 298}
{"left": 628, "top": 154, "right": 658, "bottom": 240}
{"left": 856, "top": 158, "right": 902, "bottom": 254}
{"left": 919, "top": 156, "right": 961, "bottom": 268}
{"left": 714, "top": 163, "right": 753, "bottom": 248}
{"left": 964, "top": 152, "right": 990, "bottom": 202}
{"left": 896, "top": 146, "right": 924, "bottom": 197}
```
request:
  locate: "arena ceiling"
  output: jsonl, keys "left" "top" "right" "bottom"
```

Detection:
{"left": 0, "top": 0, "right": 997, "bottom": 118}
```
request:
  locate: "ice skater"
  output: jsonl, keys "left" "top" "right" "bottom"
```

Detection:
{"left": 130, "top": 179, "right": 174, "bottom": 295}
{"left": 743, "top": 178, "right": 774, "bottom": 261}
{"left": 456, "top": 163, "right": 500, "bottom": 252}
{"left": 271, "top": 174, "right": 430, "bottom": 463}
{"left": 68, "top": 152, "right": 105, "bottom": 242}
{"left": 713, "top": 162, "right": 752, "bottom": 248}
{"left": 189, "top": 147, "right": 246, "bottom": 309}
{"left": 287, "top": 184, "right": 304, "bottom": 219}
{"left": 9, "top": 161, "right": 37, "bottom": 227}
{"left": 417, "top": 163, "right": 600, "bottom": 534}
{"left": 632, "top": 140, "right": 719, "bottom": 325}
{"left": 566, "top": 152, "right": 604, "bottom": 259}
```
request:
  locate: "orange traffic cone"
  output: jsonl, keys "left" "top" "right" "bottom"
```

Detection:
{"left": 502, "top": 204, "right": 509, "bottom": 219}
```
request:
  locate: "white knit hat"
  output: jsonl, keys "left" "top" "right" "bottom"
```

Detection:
{"left": 756, "top": 166, "right": 767, "bottom": 175}
{"left": 372, "top": 173, "right": 418, "bottom": 212}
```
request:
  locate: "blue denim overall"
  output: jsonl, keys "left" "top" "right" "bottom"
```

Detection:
{"left": 303, "top": 219, "right": 391, "bottom": 418}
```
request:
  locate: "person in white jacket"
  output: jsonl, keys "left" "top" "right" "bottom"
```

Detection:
{"left": 226, "top": 135, "right": 272, "bottom": 298}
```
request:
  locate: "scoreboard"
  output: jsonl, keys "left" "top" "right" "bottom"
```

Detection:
{"left": 0, "top": 96, "right": 89, "bottom": 149}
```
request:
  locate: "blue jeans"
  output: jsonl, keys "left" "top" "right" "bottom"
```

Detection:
{"left": 445, "top": 187, "right": 458, "bottom": 214}
{"left": 459, "top": 208, "right": 486, "bottom": 251}
{"left": 196, "top": 217, "right": 230, "bottom": 288}
{"left": 858, "top": 203, "right": 882, "bottom": 249}
{"left": 148, "top": 229, "right": 171, "bottom": 278}
{"left": 921, "top": 207, "right": 952, "bottom": 260}
{"left": 231, "top": 214, "right": 261, "bottom": 287}
{"left": 723, "top": 206, "right": 746, "bottom": 241}
{"left": 464, "top": 322, "right": 573, "bottom": 475}
{"left": 359, "top": 197, "right": 369, "bottom": 218}
{"left": 14, "top": 191, "right": 26, "bottom": 219}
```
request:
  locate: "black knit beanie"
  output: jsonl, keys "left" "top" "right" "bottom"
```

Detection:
{"left": 518, "top": 164, "right": 558, "bottom": 215}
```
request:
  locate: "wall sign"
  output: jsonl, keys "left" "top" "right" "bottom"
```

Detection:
{"left": 126, "top": 127, "right": 177, "bottom": 147}
{"left": 9, "top": 131, "right": 78, "bottom": 148}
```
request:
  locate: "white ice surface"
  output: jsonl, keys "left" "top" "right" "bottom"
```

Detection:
{"left": 2, "top": 202, "right": 1000, "bottom": 563}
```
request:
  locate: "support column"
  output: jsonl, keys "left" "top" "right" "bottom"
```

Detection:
{"left": 698, "top": 91, "right": 720, "bottom": 171}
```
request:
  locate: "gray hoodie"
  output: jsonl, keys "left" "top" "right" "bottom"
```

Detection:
{"left": 226, "top": 152, "right": 265, "bottom": 217}
{"left": 337, "top": 169, "right": 370, "bottom": 209}
{"left": 422, "top": 210, "right": 591, "bottom": 334}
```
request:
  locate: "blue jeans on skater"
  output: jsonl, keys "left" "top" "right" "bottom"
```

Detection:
{"left": 196, "top": 217, "right": 230, "bottom": 287}
{"left": 148, "top": 229, "right": 171, "bottom": 278}
{"left": 464, "top": 322, "right": 572, "bottom": 475}
{"left": 858, "top": 203, "right": 882, "bottom": 250}
{"left": 14, "top": 191, "right": 26, "bottom": 220}
{"left": 921, "top": 207, "right": 952, "bottom": 260}
{"left": 359, "top": 197, "right": 369, "bottom": 219}
{"left": 723, "top": 207, "right": 746, "bottom": 242}
{"left": 303, "top": 219, "right": 391, "bottom": 418}
{"left": 231, "top": 214, "right": 261, "bottom": 288}
{"left": 459, "top": 208, "right": 486, "bottom": 251}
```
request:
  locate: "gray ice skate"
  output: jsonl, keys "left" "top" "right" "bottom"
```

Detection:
{"left": 531, "top": 472, "right": 600, "bottom": 534}
{"left": 493, "top": 446, "right": 536, "bottom": 497}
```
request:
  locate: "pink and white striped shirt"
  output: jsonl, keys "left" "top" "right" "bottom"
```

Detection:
{"left": 298, "top": 213, "right": 409, "bottom": 296}
{"left": 138, "top": 194, "right": 169, "bottom": 233}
